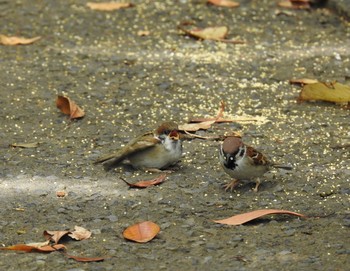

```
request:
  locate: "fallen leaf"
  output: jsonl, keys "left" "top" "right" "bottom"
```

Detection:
{"left": 65, "top": 253, "right": 105, "bottom": 262}
{"left": 68, "top": 226, "right": 92, "bottom": 241}
{"left": 289, "top": 78, "right": 319, "bottom": 85}
{"left": 182, "top": 130, "right": 226, "bottom": 140}
{"left": 178, "top": 120, "right": 216, "bottom": 132}
{"left": 56, "top": 95, "right": 85, "bottom": 119}
{"left": 87, "top": 2, "right": 133, "bottom": 11}
{"left": 179, "top": 25, "right": 245, "bottom": 44}
{"left": 137, "top": 30, "right": 150, "bottom": 36}
{"left": 181, "top": 25, "right": 227, "bottom": 40}
{"left": 0, "top": 35, "right": 41, "bottom": 45}
{"left": 10, "top": 142, "right": 39, "bottom": 148}
{"left": 298, "top": 82, "right": 350, "bottom": 103}
{"left": 216, "top": 100, "right": 225, "bottom": 119}
{"left": 277, "top": 0, "right": 311, "bottom": 9}
{"left": 122, "top": 174, "right": 166, "bottom": 188}
{"left": 123, "top": 221, "right": 160, "bottom": 243}
{"left": 179, "top": 101, "right": 227, "bottom": 132}
{"left": 56, "top": 191, "right": 67, "bottom": 198}
{"left": 207, "top": 0, "right": 240, "bottom": 8}
{"left": 0, "top": 242, "right": 66, "bottom": 253}
{"left": 213, "top": 209, "right": 306, "bottom": 225}
{"left": 44, "top": 230, "right": 70, "bottom": 244}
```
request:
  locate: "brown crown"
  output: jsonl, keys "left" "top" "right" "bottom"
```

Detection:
{"left": 155, "top": 121, "right": 179, "bottom": 135}
{"left": 222, "top": 136, "right": 243, "bottom": 154}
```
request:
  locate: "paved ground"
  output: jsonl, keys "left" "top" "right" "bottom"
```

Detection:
{"left": 0, "top": 0, "right": 349, "bottom": 270}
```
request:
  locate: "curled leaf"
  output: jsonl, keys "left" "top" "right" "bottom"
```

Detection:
{"left": 56, "top": 95, "right": 85, "bottom": 119}
{"left": 214, "top": 209, "right": 306, "bottom": 225}
{"left": 122, "top": 174, "right": 166, "bottom": 188}
{"left": 44, "top": 230, "right": 70, "bottom": 244}
{"left": 179, "top": 100, "right": 226, "bottom": 132}
{"left": 298, "top": 82, "right": 350, "bottom": 103}
{"left": 0, "top": 35, "right": 41, "bottom": 45}
{"left": 56, "top": 191, "right": 67, "bottom": 198}
{"left": 207, "top": 0, "right": 240, "bottom": 8}
{"left": 123, "top": 221, "right": 160, "bottom": 243}
{"left": 68, "top": 226, "right": 92, "bottom": 241}
{"left": 87, "top": 2, "right": 133, "bottom": 11}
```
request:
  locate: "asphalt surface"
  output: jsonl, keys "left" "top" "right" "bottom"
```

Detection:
{"left": 0, "top": 0, "right": 349, "bottom": 270}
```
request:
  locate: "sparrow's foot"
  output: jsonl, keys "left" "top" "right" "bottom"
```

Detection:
{"left": 253, "top": 179, "right": 261, "bottom": 193}
{"left": 223, "top": 179, "right": 240, "bottom": 192}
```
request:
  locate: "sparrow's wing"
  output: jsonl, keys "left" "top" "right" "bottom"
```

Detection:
{"left": 94, "top": 132, "right": 160, "bottom": 167}
{"left": 245, "top": 146, "right": 270, "bottom": 166}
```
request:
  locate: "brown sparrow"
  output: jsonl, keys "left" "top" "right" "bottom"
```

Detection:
{"left": 95, "top": 122, "right": 182, "bottom": 170}
{"left": 219, "top": 136, "right": 292, "bottom": 192}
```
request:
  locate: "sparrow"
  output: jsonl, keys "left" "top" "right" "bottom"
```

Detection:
{"left": 95, "top": 122, "right": 182, "bottom": 170}
{"left": 219, "top": 136, "right": 292, "bottom": 192}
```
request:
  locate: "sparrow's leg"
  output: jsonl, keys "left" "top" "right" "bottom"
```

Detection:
{"left": 253, "top": 178, "right": 261, "bottom": 193}
{"left": 223, "top": 179, "right": 240, "bottom": 192}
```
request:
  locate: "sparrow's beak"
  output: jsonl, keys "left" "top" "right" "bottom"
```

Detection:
{"left": 168, "top": 130, "right": 180, "bottom": 141}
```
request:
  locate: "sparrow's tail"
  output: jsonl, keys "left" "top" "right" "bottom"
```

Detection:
{"left": 272, "top": 164, "right": 293, "bottom": 170}
{"left": 94, "top": 152, "right": 125, "bottom": 169}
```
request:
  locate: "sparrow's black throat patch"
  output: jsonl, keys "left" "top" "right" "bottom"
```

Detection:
{"left": 225, "top": 154, "right": 237, "bottom": 169}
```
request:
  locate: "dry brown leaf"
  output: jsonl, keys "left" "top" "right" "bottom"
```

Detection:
{"left": 207, "top": 0, "right": 240, "bottom": 8}
{"left": 56, "top": 95, "right": 85, "bottom": 119}
{"left": 44, "top": 230, "right": 70, "bottom": 244}
{"left": 179, "top": 101, "right": 227, "bottom": 132}
{"left": 216, "top": 100, "right": 225, "bottom": 119}
{"left": 68, "top": 226, "right": 92, "bottom": 241}
{"left": 289, "top": 78, "right": 319, "bottom": 85}
{"left": 298, "top": 82, "right": 350, "bottom": 103}
{"left": 182, "top": 26, "right": 228, "bottom": 40}
{"left": 87, "top": 2, "right": 133, "bottom": 11}
{"left": 65, "top": 253, "right": 105, "bottom": 262}
{"left": 122, "top": 174, "right": 166, "bottom": 188}
{"left": 179, "top": 25, "right": 244, "bottom": 44}
{"left": 10, "top": 142, "right": 39, "bottom": 148}
{"left": 213, "top": 209, "right": 306, "bottom": 225}
{"left": 278, "top": 0, "right": 311, "bottom": 9}
{"left": 0, "top": 35, "right": 41, "bottom": 45}
{"left": 56, "top": 191, "right": 67, "bottom": 198}
{"left": 178, "top": 120, "right": 216, "bottom": 132}
{"left": 123, "top": 221, "right": 160, "bottom": 243}
{"left": 190, "top": 100, "right": 226, "bottom": 123}
{"left": 0, "top": 242, "right": 66, "bottom": 253}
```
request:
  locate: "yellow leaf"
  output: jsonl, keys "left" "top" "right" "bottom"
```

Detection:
{"left": 298, "top": 82, "right": 350, "bottom": 103}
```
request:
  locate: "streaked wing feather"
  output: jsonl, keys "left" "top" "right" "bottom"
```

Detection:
{"left": 246, "top": 146, "right": 269, "bottom": 166}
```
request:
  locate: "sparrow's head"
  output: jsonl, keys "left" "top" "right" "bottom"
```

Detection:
{"left": 156, "top": 122, "right": 180, "bottom": 141}
{"left": 220, "top": 136, "right": 245, "bottom": 168}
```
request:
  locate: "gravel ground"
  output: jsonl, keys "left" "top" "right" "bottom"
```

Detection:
{"left": 0, "top": 0, "right": 349, "bottom": 270}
